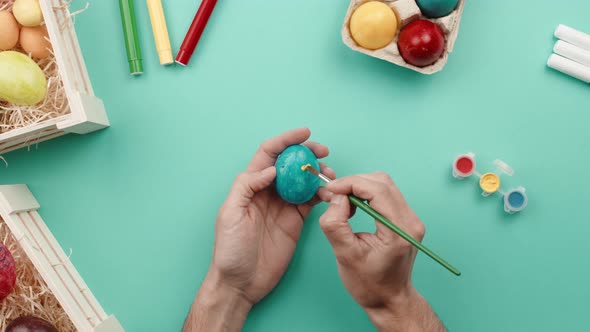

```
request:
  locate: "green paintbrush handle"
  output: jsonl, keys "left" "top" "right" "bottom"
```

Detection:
{"left": 347, "top": 195, "right": 461, "bottom": 276}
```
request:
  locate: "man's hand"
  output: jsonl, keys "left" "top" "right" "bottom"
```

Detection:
{"left": 184, "top": 128, "right": 334, "bottom": 332}
{"left": 318, "top": 173, "right": 446, "bottom": 332}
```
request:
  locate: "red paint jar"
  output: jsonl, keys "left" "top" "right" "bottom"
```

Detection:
{"left": 453, "top": 154, "right": 475, "bottom": 178}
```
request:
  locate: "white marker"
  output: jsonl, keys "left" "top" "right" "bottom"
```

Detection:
{"left": 554, "top": 40, "right": 590, "bottom": 68}
{"left": 554, "top": 24, "right": 590, "bottom": 52}
{"left": 547, "top": 54, "right": 590, "bottom": 83}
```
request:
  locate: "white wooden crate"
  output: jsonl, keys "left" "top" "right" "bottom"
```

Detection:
{"left": 0, "top": 0, "right": 109, "bottom": 154}
{"left": 0, "top": 185, "right": 124, "bottom": 332}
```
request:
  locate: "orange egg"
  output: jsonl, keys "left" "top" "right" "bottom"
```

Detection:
{"left": 0, "top": 11, "right": 20, "bottom": 50}
{"left": 19, "top": 25, "right": 52, "bottom": 58}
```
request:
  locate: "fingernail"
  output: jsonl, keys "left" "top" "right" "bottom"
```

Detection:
{"left": 332, "top": 195, "right": 344, "bottom": 205}
{"left": 326, "top": 191, "right": 334, "bottom": 200}
{"left": 262, "top": 167, "right": 275, "bottom": 176}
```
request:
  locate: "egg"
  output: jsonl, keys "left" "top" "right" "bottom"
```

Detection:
{"left": 5, "top": 316, "right": 58, "bottom": 332}
{"left": 0, "top": 242, "right": 17, "bottom": 302}
{"left": 275, "top": 145, "right": 320, "bottom": 204}
{"left": 349, "top": 1, "right": 398, "bottom": 50}
{"left": 20, "top": 26, "right": 52, "bottom": 58}
{"left": 12, "top": 0, "right": 43, "bottom": 27}
{"left": 397, "top": 20, "right": 445, "bottom": 67}
{"left": 416, "top": 0, "right": 459, "bottom": 18}
{"left": 0, "top": 11, "right": 20, "bottom": 50}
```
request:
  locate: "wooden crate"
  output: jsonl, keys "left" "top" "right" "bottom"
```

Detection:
{"left": 0, "top": 0, "right": 108, "bottom": 154}
{"left": 0, "top": 185, "right": 124, "bottom": 332}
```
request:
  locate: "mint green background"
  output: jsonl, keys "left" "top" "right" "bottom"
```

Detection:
{"left": 2, "top": 0, "right": 590, "bottom": 331}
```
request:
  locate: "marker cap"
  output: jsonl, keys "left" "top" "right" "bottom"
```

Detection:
{"left": 129, "top": 59, "right": 143, "bottom": 75}
{"left": 175, "top": 49, "right": 192, "bottom": 66}
{"left": 159, "top": 50, "right": 174, "bottom": 65}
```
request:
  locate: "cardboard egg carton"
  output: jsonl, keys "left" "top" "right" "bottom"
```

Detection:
{"left": 342, "top": 0, "right": 466, "bottom": 74}
{"left": 0, "top": 185, "right": 124, "bottom": 332}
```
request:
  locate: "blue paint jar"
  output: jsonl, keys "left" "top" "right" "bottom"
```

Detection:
{"left": 504, "top": 188, "right": 528, "bottom": 213}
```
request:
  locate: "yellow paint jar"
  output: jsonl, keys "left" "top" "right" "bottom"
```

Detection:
{"left": 479, "top": 173, "right": 501, "bottom": 194}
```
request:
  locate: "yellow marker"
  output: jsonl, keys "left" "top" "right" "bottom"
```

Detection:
{"left": 147, "top": 0, "right": 173, "bottom": 65}
{"left": 479, "top": 173, "right": 501, "bottom": 194}
{"left": 301, "top": 164, "right": 312, "bottom": 171}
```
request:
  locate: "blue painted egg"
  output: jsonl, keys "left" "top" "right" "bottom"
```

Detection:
{"left": 275, "top": 145, "right": 320, "bottom": 204}
{"left": 416, "top": 0, "right": 459, "bottom": 18}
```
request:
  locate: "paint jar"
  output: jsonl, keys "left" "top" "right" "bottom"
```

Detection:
{"left": 504, "top": 187, "right": 528, "bottom": 213}
{"left": 479, "top": 159, "right": 514, "bottom": 197}
{"left": 479, "top": 173, "right": 501, "bottom": 196}
{"left": 452, "top": 153, "right": 475, "bottom": 178}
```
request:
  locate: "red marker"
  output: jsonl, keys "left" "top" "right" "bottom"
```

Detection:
{"left": 176, "top": 0, "right": 219, "bottom": 66}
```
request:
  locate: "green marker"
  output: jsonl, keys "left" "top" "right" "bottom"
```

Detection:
{"left": 119, "top": 0, "right": 143, "bottom": 75}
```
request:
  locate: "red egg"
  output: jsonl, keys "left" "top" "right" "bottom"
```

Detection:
{"left": 397, "top": 20, "right": 445, "bottom": 67}
{"left": 6, "top": 316, "right": 58, "bottom": 332}
{"left": 0, "top": 242, "right": 17, "bottom": 301}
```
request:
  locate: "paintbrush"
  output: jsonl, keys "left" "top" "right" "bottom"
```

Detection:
{"left": 303, "top": 164, "right": 461, "bottom": 276}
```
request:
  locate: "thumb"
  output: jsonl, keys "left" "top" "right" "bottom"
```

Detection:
{"left": 227, "top": 167, "right": 276, "bottom": 207}
{"left": 319, "top": 195, "right": 355, "bottom": 255}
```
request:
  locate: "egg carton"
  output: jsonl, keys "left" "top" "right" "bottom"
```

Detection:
{"left": 0, "top": 185, "right": 124, "bottom": 332}
{"left": 342, "top": 0, "right": 466, "bottom": 74}
{"left": 0, "top": 0, "right": 109, "bottom": 154}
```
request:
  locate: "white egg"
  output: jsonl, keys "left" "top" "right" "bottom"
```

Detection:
{"left": 13, "top": 0, "right": 44, "bottom": 27}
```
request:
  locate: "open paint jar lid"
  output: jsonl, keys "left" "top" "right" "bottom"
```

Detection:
{"left": 504, "top": 188, "right": 528, "bottom": 213}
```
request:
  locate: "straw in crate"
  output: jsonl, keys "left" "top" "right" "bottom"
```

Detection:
{"left": 0, "top": 185, "right": 124, "bottom": 331}
{"left": 342, "top": 0, "right": 466, "bottom": 74}
{"left": 0, "top": 0, "right": 108, "bottom": 154}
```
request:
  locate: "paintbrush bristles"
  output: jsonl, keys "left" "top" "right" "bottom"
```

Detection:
{"left": 303, "top": 165, "right": 331, "bottom": 184}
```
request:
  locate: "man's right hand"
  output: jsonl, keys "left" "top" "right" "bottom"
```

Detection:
{"left": 318, "top": 172, "right": 446, "bottom": 332}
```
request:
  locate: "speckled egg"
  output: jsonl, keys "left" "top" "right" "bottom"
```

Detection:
{"left": 416, "top": 0, "right": 459, "bottom": 18}
{"left": 0, "top": 242, "right": 17, "bottom": 301}
{"left": 275, "top": 145, "right": 320, "bottom": 204}
{"left": 5, "top": 316, "right": 58, "bottom": 332}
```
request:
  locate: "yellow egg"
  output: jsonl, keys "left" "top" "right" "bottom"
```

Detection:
{"left": 13, "top": 0, "right": 43, "bottom": 27}
{"left": 0, "top": 11, "right": 20, "bottom": 50}
{"left": 20, "top": 26, "right": 52, "bottom": 59}
{"left": 349, "top": 1, "right": 398, "bottom": 50}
